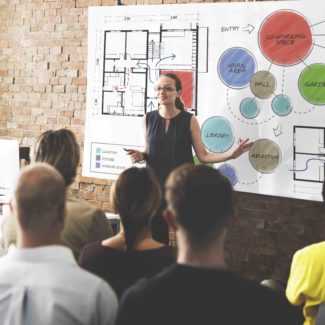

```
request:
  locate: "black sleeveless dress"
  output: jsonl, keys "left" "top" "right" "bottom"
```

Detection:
{"left": 146, "top": 109, "right": 194, "bottom": 188}
{"left": 146, "top": 109, "right": 194, "bottom": 243}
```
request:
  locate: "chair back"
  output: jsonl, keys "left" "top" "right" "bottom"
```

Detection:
{"left": 316, "top": 303, "right": 325, "bottom": 325}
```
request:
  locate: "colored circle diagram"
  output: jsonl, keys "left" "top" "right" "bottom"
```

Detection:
{"left": 249, "top": 139, "right": 281, "bottom": 173}
{"left": 218, "top": 47, "right": 257, "bottom": 88}
{"left": 250, "top": 70, "right": 276, "bottom": 99}
{"left": 259, "top": 10, "right": 313, "bottom": 66}
{"left": 299, "top": 63, "right": 325, "bottom": 105}
{"left": 218, "top": 164, "right": 238, "bottom": 186}
{"left": 201, "top": 116, "right": 234, "bottom": 153}
{"left": 240, "top": 98, "right": 260, "bottom": 119}
{"left": 271, "top": 94, "right": 293, "bottom": 116}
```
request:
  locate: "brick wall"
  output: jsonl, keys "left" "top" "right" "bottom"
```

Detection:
{"left": 227, "top": 192, "right": 325, "bottom": 282}
{"left": 1, "top": 0, "right": 324, "bottom": 283}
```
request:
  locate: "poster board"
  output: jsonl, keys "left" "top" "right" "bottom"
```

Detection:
{"left": 83, "top": 0, "right": 325, "bottom": 201}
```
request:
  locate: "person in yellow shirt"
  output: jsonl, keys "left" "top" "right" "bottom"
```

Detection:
{"left": 286, "top": 182, "right": 325, "bottom": 325}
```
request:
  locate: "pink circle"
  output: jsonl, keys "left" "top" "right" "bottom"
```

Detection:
{"left": 259, "top": 10, "right": 313, "bottom": 66}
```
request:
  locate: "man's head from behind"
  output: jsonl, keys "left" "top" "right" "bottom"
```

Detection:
{"left": 10, "top": 163, "right": 66, "bottom": 246}
{"left": 165, "top": 164, "right": 233, "bottom": 248}
{"left": 33, "top": 129, "right": 80, "bottom": 187}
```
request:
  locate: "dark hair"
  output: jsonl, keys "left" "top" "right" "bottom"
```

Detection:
{"left": 323, "top": 181, "right": 325, "bottom": 204}
{"left": 160, "top": 73, "right": 185, "bottom": 110}
{"left": 165, "top": 164, "right": 233, "bottom": 247}
{"left": 33, "top": 129, "right": 80, "bottom": 187}
{"left": 111, "top": 167, "right": 162, "bottom": 250}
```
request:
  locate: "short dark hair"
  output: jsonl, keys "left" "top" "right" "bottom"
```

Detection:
{"left": 33, "top": 129, "right": 80, "bottom": 186}
{"left": 165, "top": 164, "right": 233, "bottom": 246}
{"left": 111, "top": 167, "right": 162, "bottom": 250}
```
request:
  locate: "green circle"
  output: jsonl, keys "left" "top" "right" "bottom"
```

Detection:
{"left": 193, "top": 155, "right": 212, "bottom": 166}
{"left": 193, "top": 155, "right": 201, "bottom": 165}
{"left": 299, "top": 63, "right": 325, "bottom": 105}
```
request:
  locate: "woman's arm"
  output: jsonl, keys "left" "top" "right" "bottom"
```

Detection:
{"left": 190, "top": 116, "right": 253, "bottom": 164}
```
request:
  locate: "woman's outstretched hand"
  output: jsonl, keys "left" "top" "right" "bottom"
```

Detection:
{"left": 231, "top": 138, "right": 253, "bottom": 159}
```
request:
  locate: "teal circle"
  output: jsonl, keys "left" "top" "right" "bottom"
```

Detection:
{"left": 201, "top": 116, "right": 234, "bottom": 153}
{"left": 271, "top": 94, "right": 293, "bottom": 116}
{"left": 240, "top": 97, "right": 260, "bottom": 119}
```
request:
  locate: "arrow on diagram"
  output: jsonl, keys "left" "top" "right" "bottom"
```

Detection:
{"left": 273, "top": 125, "right": 283, "bottom": 137}
{"left": 149, "top": 40, "right": 155, "bottom": 62}
{"left": 148, "top": 101, "right": 155, "bottom": 111}
{"left": 242, "top": 24, "right": 255, "bottom": 34}
{"left": 136, "top": 60, "right": 153, "bottom": 83}
{"left": 155, "top": 54, "right": 176, "bottom": 67}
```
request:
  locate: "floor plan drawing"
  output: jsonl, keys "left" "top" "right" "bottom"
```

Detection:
{"left": 292, "top": 126, "right": 325, "bottom": 183}
{"left": 102, "top": 22, "right": 208, "bottom": 116}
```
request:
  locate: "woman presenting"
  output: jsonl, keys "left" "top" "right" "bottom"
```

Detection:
{"left": 126, "top": 73, "right": 253, "bottom": 243}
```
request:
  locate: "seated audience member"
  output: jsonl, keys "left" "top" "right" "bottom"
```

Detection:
{"left": 0, "top": 163, "right": 117, "bottom": 325}
{"left": 79, "top": 167, "right": 175, "bottom": 298}
{"left": 286, "top": 181, "right": 325, "bottom": 325}
{"left": 116, "top": 164, "right": 303, "bottom": 325}
{"left": 1, "top": 129, "right": 113, "bottom": 259}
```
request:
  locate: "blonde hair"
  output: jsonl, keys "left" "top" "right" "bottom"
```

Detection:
{"left": 33, "top": 129, "right": 80, "bottom": 186}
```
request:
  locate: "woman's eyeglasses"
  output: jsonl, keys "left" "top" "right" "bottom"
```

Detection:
{"left": 154, "top": 86, "right": 176, "bottom": 93}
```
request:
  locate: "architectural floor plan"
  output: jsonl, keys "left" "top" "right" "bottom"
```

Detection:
{"left": 293, "top": 126, "right": 325, "bottom": 183}
{"left": 102, "top": 23, "right": 208, "bottom": 116}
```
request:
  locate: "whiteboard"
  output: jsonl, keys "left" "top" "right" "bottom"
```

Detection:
{"left": 0, "top": 139, "right": 19, "bottom": 201}
{"left": 83, "top": 0, "right": 325, "bottom": 201}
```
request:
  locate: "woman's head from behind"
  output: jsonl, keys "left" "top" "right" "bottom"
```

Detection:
{"left": 111, "top": 167, "right": 161, "bottom": 250}
{"left": 33, "top": 129, "right": 80, "bottom": 187}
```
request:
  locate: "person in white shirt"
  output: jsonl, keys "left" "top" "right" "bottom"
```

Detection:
{"left": 0, "top": 163, "right": 117, "bottom": 325}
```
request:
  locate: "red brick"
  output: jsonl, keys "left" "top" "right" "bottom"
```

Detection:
{"left": 62, "top": 2, "right": 77, "bottom": 9}
{"left": 76, "top": 0, "right": 89, "bottom": 8}
{"left": 79, "top": 176, "right": 95, "bottom": 184}
{"left": 101, "top": 202, "right": 113, "bottom": 212}
{"left": 84, "top": 191, "right": 97, "bottom": 201}
{"left": 73, "top": 77, "right": 86, "bottom": 85}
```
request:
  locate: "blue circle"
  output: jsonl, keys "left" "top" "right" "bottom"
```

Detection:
{"left": 201, "top": 116, "right": 234, "bottom": 153}
{"left": 271, "top": 94, "right": 293, "bottom": 116}
{"left": 240, "top": 97, "right": 260, "bottom": 119}
{"left": 218, "top": 164, "right": 238, "bottom": 186}
{"left": 218, "top": 47, "right": 257, "bottom": 88}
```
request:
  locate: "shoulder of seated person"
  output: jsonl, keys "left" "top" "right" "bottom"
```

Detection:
{"left": 295, "top": 241, "right": 325, "bottom": 258}
{"left": 66, "top": 196, "right": 101, "bottom": 213}
{"left": 1, "top": 214, "right": 15, "bottom": 229}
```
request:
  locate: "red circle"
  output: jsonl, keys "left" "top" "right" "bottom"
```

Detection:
{"left": 259, "top": 10, "right": 313, "bottom": 65}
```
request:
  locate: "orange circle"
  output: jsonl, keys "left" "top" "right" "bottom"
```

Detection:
{"left": 259, "top": 10, "right": 313, "bottom": 66}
